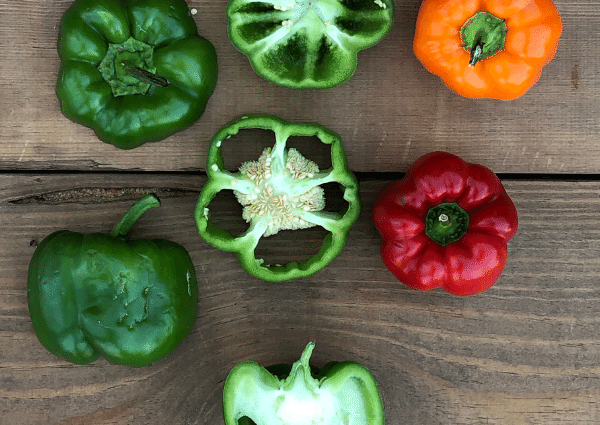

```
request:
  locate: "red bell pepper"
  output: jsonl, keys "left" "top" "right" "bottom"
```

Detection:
{"left": 373, "top": 152, "right": 518, "bottom": 296}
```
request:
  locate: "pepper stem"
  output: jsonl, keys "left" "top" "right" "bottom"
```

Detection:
{"left": 98, "top": 37, "right": 164, "bottom": 96}
{"left": 460, "top": 12, "right": 507, "bottom": 67}
{"left": 469, "top": 40, "right": 485, "bottom": 67}
{"left": 122, "top": 62, "right": 168, "bottom": 88}
{"left": 425, "top": 202, "right": 469, "bottom": 246}
{"left": 110, "top": 194, "right": 161, "bottom": 238}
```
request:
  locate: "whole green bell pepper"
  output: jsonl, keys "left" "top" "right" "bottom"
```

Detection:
{"left": 226, "top": 0, "right": 394, "bottom": 89}
{"left": 27, "top": 194, "right": 198, "bottom": 367}
{"left": 223, "top": 342, "right": 385, "bottom": 425}
{"left": 194, "top": 114, "right": 361, "bottom": 282}
{"left": 56, "top": 0, "right": 218, "bottom": 149}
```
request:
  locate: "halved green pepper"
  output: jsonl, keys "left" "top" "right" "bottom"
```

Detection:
{"left": 194, "top": 114, "right": 361, "bottom": 282}
{"left": 27, "top": 194, "right": 198, "bottom": 367}
{"left": 223, "top": 342, "right": 385, "bottom": 425}
{"left": 56, "top": 0, "right": 218, "bottom": 149}
{"left": 226, "top": 0, "right": 394, "bottom": 89}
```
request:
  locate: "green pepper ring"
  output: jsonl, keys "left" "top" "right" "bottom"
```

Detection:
{"left": 194, "top": 114, "right": 361, "bottom": 282}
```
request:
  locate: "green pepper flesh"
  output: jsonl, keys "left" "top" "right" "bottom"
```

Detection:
{"left": 226, "top": 0, "right": 394, "bottom": 88}
{"left": 194, "top": 114, "right": 361, "bottom": 282}
{"left": 223, "top": 342, "right": 385, "bottom": 425}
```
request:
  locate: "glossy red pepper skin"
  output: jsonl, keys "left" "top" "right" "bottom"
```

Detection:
{"left": 373, "top": 152, "right": 518, "bottom": 296}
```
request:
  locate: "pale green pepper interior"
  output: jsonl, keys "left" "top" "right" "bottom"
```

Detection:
{"left": 231, "top": 343, "right": 369, "bottom": 425}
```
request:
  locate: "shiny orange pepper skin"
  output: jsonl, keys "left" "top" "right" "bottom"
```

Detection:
{"left": 413, "top": 0, "right": 562, "bottom": 100}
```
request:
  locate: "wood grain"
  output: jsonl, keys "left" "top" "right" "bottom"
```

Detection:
{"left": 2, "top": 0, "right": 600, "bottom": 423}
{"left": 2, "top": 174, "right": 600, "bottom": 424}
{"left": 1, "top": 0, "right": 598, "bottom": 173}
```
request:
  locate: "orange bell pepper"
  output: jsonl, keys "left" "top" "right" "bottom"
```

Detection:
{"left": 413, "top": 0, "right": 562, "bottom": 100}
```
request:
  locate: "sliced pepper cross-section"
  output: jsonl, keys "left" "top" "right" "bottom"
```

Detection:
{"left": 222, "top": 342, "right": 385, "bottom": 425}
{"left": 226, "top": 0, "right": 394, "bottom": 89}
{"left": 194, "top": 115, "right": 361, "bottom": 281}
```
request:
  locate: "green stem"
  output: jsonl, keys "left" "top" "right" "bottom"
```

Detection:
{"left": 469, "top": 40, "right": 485, "bottom": 67}
{"left": 111, "top": 194, "right": 161, "bottom": 238}
{"left": 425, "top": 202, "right": 469, "bottom": 246}
{"left": 98, "top": 37, "right": 167, "bottom": 96}
{"left": 122, "top": 62, "right": 169, "bottom": 88}
{"left": 460, "top": 12, "right": 507, "bottom": 67}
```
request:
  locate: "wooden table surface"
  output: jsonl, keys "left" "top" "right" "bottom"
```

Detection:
{"left": 2, "top": 0, "right": 599, "bottom": 424}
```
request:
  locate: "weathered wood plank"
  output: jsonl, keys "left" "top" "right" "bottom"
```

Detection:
{"left": 1, "top": 174, "right": 600, "bottom": 423}
{"left": 0, "top": 1, "right": 598, "bottom": 173}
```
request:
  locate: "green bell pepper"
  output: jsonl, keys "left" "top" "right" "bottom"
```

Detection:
{"left": 56, "top": 0, "right": 218, "bottom": 149}
{"left": 194, "top": 114, "right": 361, "bottom": 282}
{"left": 223, "top": 342, "right": 385, "bottom": 425}
{"left": 226, "top": 0, "right": 395, "bottom": 89}
{"left": 27, "top": 194, "right": 198, "bottom": 367}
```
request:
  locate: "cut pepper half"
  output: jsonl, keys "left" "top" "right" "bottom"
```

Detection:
{"left": 222, "top": 342, "right": 385, "bottom": 425}
{"left": 226, "top": 0, "right": 394, "bottom": 89}
{"left": 194, "top": 115, "right": 360, "bottom": 282}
